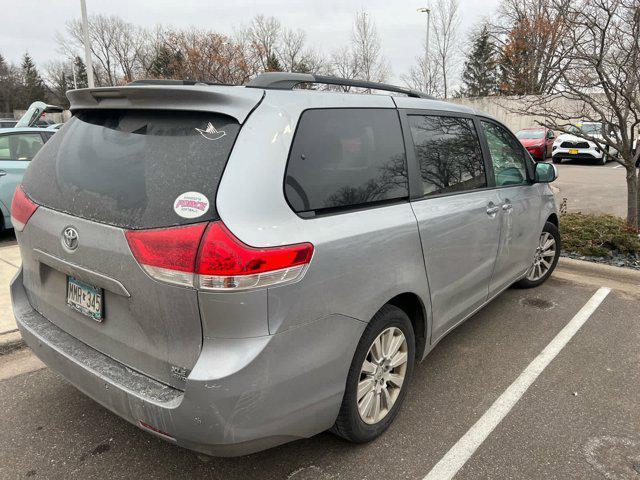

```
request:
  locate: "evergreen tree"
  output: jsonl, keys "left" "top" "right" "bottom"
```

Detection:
{"left": 149, "top": 46, "right": 183, "bottom": 79}
{"left": 266, "top": 52, "right": 282, "bottom": 72}
{"left": 0, "top": 53, "right": 9, "bottom": 114}
{"left": 0, "top": 53, "right": 22, "bottom": 114}
{"left": 74, "top": 56, "right": 88, "bottom": 88}
{"left": 20, "top": 53, "right": 46, "bottom": 106}
{"left": 497, "top": 18, "right": 537, "bottom": 95}
{"left": 461, "top": 25, "right": 498, "bottom": 97}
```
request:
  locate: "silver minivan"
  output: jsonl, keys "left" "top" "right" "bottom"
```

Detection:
{"left": 10, "top": 73, "right": 559, "bottom": 456}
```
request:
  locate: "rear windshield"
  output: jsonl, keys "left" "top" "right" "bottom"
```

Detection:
{"left": 22, "top": 110, "right": 240, "bottom": 229}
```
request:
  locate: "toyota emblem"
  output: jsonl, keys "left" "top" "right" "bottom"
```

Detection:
{"left": 62, "top": 226, "right": 79, "bottom": 251}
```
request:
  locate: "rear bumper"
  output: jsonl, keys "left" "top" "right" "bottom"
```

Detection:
{"left": 11, "top": 268, "right": 365, "bottom": 456}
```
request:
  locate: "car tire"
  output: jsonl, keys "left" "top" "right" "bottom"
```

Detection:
{"left": 331, "top": 304, "right": 415, "bottom": 443}
{"left": 515, "top": 221, "right": 561, "bottom": 289}
{"left": 552, "top": 157, "right": 561, "bottom": 164}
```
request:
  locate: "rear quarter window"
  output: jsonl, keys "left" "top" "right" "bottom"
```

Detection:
{"left": 284, "top": 108, "right": 408, "bottom": 215}
{"left": 22, "top": 110, "right": 240, "bottom": 229}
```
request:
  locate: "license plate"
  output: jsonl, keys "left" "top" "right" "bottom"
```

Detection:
{"left": 67, "top": 276, "right": 103, "bottom": 322}
{"left": 569, "top": 149, "right": 579, "bottom": 154}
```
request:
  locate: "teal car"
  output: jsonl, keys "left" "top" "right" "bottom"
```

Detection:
{"left": 0, "top": 127, "right": 56, "bottom": 232}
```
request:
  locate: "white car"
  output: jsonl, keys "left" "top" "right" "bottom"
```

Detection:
{"left": 552, "top": 122, "right": 618, "bottom": 165}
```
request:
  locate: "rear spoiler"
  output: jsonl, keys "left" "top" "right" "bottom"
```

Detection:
{"left": 66, "top": 85, "right": 264, "bottom": 124}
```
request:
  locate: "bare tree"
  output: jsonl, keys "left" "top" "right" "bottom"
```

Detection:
{"left": 431, "top": 0, "right": 461, "bottom": 98}
{"left": 512, "top": 0, "right": 640, "bottom": 229}
{"left": 327, "top": 46, "right": 360, "bottom": 90}
{"left": 402, "top": 46, "right": 442, "bottom": 96}
{"left": 244, "top": 15, "right": 282, "bottom": 71}
{"left": 43, "top": 60, "right": 73, "bottom": 107}
{"left": 57, "top": 14, "right": 150, "bottom": 86}
{"left": 351, "top": 9, "right": 389, "bottom": 83}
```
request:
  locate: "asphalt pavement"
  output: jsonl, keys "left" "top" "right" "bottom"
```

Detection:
{"left": 553, "top": 160, "right": 630, "bottom": 218}
{"left": 1, "top": 274, "right": 638, "bottom": 480}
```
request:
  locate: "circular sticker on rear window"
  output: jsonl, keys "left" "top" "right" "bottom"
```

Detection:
{"left": 173, "top": 192, "right": 210, "bottom": 219}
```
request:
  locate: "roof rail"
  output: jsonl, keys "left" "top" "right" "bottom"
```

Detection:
{"left": 128, "top": 79, "right": 202, "bottom": 86}
{"left": 245, "top": 72, "right": 433, "bottom": 99}
{"left": 127, "top": 79, "right": 234, "bottom": 87}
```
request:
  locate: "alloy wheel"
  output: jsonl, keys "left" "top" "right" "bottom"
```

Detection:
{"left": 357, "top": 327, "right": 408, "bottom": 425}
{"left": 526, "top": 231, "right": 557, "bottom": 281}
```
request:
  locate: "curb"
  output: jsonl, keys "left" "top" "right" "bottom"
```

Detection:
{"left": 558, "top": 257, "right": 640, "bottom": 285}
{"left": 0, "top": 330, "right": 25, "bottom": 355}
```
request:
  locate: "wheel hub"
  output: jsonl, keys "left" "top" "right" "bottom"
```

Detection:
{"left": 357, "top": 327, "right": 409, "bottom": 425}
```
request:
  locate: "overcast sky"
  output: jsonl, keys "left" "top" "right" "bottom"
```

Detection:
{"left": 1, "top": 0, "right": 500, "bottom": 84}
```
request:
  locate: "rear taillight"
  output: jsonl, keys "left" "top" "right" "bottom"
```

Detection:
{"left": 125, "top": 223, "right": 208, "bottom": 287}
{"left": 10, "top": 186, "right": 39, "bottom": 232}
{"left": 125, "top": 221, "right": 314, "bottom": 291}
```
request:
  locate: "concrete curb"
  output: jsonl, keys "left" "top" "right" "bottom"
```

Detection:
{"left": 558, "top": 257, "right": 640, "bottom": 285}
{"left": 0, "top": 330, "right": 25, "bottom": 355}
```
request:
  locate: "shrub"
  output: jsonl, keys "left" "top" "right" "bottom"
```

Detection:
{"left": 560, "top": 212, "right": 640, "bottom": 257}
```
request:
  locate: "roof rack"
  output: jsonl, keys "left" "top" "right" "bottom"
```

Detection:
{"left": 128, "top": 79, "right": 202, "bottom": 86}
{"left": 127, "top": 79, "right": 234, "bottom": 87}
{"left": 245, "top": 72, "right": 433, "bottom": 99}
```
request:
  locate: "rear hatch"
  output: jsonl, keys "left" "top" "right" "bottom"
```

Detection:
{"left": 18, "top": 86, "right": 263, "bottom": 388}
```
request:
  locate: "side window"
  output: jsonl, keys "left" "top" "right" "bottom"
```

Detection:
{"left": 285, "top": 109, "right": 408, "bottom": 213}
{"left": 408, "top": 115, "right": 486, "bottom": 196}
{"left": 481, "top": 121, "right": 528, "bottom": 186}
{"left": 2, "top": 133, "right": 45, "bottom": 161}
{"left": 0, "top": 135, "right": 9, "bottom": 160}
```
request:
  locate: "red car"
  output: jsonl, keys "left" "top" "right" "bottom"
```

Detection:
{"left": 515, "top": 127, "right": 555, "bottom": 161}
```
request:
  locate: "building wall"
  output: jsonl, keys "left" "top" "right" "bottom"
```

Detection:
{"left": 448, "top": 95, "right": 592, "bottom": 132}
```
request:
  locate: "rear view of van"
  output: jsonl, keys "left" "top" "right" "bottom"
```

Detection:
{"left": 11, "top": 74, "right": 558, "bottom": 456}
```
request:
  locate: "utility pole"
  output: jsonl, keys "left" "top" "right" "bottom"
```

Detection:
{"left": 417, "top": 6, "right": 431, "bottom": 92}
{"left": 80, "top": 0, "right": 95, "bottom": 88}
{"left": 71, "top": 61, "right": 78, "bottom": 89}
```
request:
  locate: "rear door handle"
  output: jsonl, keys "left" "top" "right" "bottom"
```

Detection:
{"left": 502, "top": 203, "right": 513, "bottom": 212}
{"left": 486, "top": 204, "right": 500, "bottom": 216}
{"left": 0, "top": 170, "right": 6, "bottom": 177}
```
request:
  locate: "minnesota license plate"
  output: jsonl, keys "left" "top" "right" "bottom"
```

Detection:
{"left": 569, "top": 149, "right": 579, "bottom": 154}
{"left": 67, "top": 276, "right": 103, "bottom": 322}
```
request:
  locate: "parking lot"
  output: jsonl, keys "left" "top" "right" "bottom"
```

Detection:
{"left": 1, "top": 257, "right": 639, "bottom": 479}
{"left": 1, "top": 159, "right": 638, "bottom": 479}
{"left": 553, "top": 160, "right": 629, "bottom": 218}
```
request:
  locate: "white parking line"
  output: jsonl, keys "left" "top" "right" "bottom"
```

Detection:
{"left": 613, "top": 164, "right": 623, "bottom": 169}
{"left": 423, "top": 287, "right": 612, "bottom": 480}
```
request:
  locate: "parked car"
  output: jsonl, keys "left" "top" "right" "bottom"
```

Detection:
{"left": 515, "top": 127, "right": 555, "bottom": 161}
{"left": 552, "top": 122, "right": 618, "bottom": 165}
{"left": 10, "top": 73, "right": 560, "bottom": 457}
{"left": 0, "top": 127, "right": 55, "bottom": 233}
{"left": 0, "top": 118, "right": 18, "bottom": 129}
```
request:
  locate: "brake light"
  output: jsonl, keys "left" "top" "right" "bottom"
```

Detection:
{"left": 125, "top": 223, "right": 207, "bottom": 287}
{"left": 10, "top": 186, "right": 38, "bottom": 232}
{"left": 196, "top": 222, "right": 314, "bottom": 290}
{"left": 125, "top": 221, "right": 314, "bottom": 290}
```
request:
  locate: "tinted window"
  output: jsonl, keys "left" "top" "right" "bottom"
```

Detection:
{"left": 481, "top": 121, "right": 528, "bottom": 186}
{"left": 22, "top": 110, "right": 240, "bottom": 229}
{"left": 408, "top": 115, "right": 486, "bottom": 196}
{"left": 0, "top": 133, "right": 44, "bottom": 161}
{"left": 285, "top": 109, "right": 408, "bottom": 213}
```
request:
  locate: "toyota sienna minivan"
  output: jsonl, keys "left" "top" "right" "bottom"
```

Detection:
{"left": 10, "top": 72, "right": 559, "bottom": 456}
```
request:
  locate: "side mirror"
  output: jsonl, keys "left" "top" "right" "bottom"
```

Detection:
{"left": 534, "top": 162, "right": 557, "bottom": 183}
